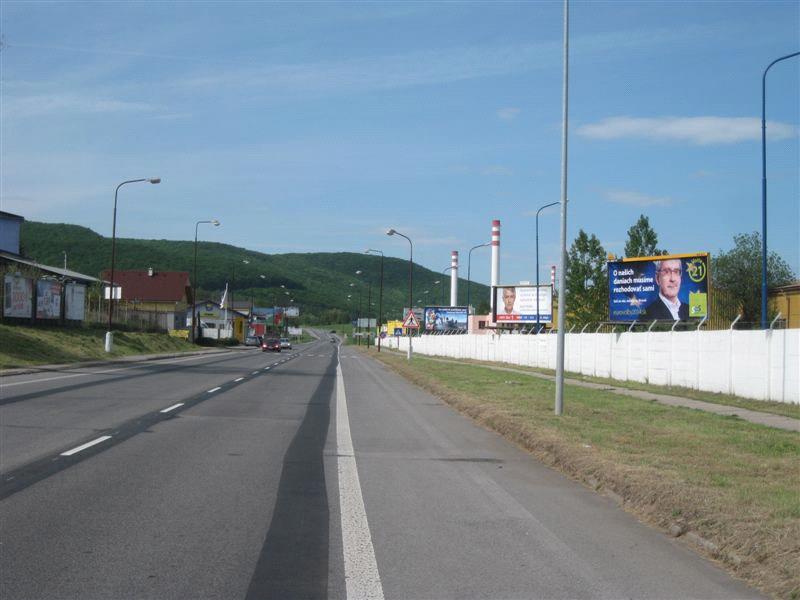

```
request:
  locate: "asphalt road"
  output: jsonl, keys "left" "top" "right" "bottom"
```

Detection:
{"left": 0, "top": 334, "right": 761, "bottom": 599}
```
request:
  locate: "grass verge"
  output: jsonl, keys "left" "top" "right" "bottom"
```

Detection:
{"left": 0, "top": 323, "right": 200, "bottom": 369}
{"left": 416, "top": 354, "right": 799, "bottom": 420}
{"left": 369, "top": 349, "right": 800, "bottom": 599}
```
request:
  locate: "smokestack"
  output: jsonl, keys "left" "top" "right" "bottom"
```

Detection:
{"left": 490, "top": 219, "right": 500, "bottom": 314}
{"left": 450, "top": 251, "right": 459, "bottom": 306}
{"left": 551, "top": 265, "right": 556, "bottom": 291}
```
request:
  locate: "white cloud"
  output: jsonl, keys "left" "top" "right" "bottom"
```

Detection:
{"left": 3, "top": 93, "right": 157, "bottom": 118}
{"left": 497, "top": 107, "right": 521, "bottom": 121}
{"left": 480, "top": 165, "right": 514, "bottom": 176}
{"left": 604, "top": 189, "right": 674, "bottom": 207}
{"left": 577, "top": 116, "right": 797, "bottom": 145}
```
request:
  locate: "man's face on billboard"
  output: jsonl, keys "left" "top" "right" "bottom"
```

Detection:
{"left": 502, "top": 288, "right": 516, "bottom": 312}
{"left": 655, "top": 259, "right": 682, "bottom": 301}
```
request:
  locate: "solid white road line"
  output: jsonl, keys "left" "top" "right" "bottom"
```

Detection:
{"left": 336, "top": 346, "right": 384, "bottom": 600}
{"left": 160, "top": 403, "right": 184, "bottom": 413}
{"left": 2, "top": 352, "right": 230, "bottom": 388}
{"left": 60, "top": 435, "right": 113, "bottom": 456}
{"left": 207, "top": 387, "right": 221, "bottom": 393}
{"left": 234, "top": 377, "right": 245, "bottom": 382}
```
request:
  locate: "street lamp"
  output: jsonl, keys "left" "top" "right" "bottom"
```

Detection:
{"left": 365, "top": 249, "right": 385, "bottom": 351}
{"left": 536, "top": 201, "right": 559, "bottom": 333}
{"left": 105, "top": 177, "right": 160, "bottom": 352}
{"left": 387, "top": 228, "right": 413, "bottom": 360}
{"left": 467, "top": 242, "right": 491, "bottom": 315}
{"left": 761, "top": 51, "right": 799, "bottom": 329}
{"left": 192, "top": 219, "right": 221, "bottom": 342}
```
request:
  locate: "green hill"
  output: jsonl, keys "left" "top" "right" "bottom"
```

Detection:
{"left": 19, "top": 221, "right": 491, "bottom": 323}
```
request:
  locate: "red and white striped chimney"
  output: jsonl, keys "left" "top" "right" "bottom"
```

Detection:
{"left": 490, "top": 219, "right": 500, "bottom": 314}
{"left": 450, "top": 250, "right": 459, "bottom": 307}
{"left": 551, "top": 265, "right": 556, "bottom": 292}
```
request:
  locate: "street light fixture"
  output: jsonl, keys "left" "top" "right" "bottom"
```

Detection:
{"left": 467, "top": 242, "right": 491, "bottom": 315}
{"left": 761, "top": 51, "right": 799, "bottom": 329}
{"left": 105, "top": 177, "right": 160, "bottom": 352}
{"left": 365, "top": 249, "right": 385, "bottom": 351}
{"left": 387, "top": 228, "right": 414, "bottom": 360}
{"left": 536, "top": 201, "right": 559, "bottom": 333}
{"left": 192, "top": 218, "right": 221, "bottom": 343}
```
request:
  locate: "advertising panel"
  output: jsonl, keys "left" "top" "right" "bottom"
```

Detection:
{"left": 356, "top": 318, "right": 377, "bottom": 328}
{"left": 285, "top": 306, "right": 300, "bottom": 317}
{"left": 36, "top": 280, "right": 62, "bottom": 319}
{"left": 3, "top": 275, "right": 33, "bottom": 318}
{"left": 492, "top": 285, "right": 553, "bottom": 324}
{"left": 608, "top": 253, "right": 709, "bottom": 322}
{"left": 64, "top": 282, "right": 86, "bottom": 321}
{"left": 423, "top": 306, "right": 468, "bottom": 332}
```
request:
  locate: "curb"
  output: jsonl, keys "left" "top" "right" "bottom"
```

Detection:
{"left": 0, "top": 347, "right": 235, "bottom": 377}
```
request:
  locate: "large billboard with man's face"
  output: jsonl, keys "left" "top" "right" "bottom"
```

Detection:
{"left": 608, "top": 253, "right": 709, "bottom": 322}
{"left": 423, "top": 306, "right": 468, "bottom": 332}
{"left": 492, "top": 285, "right": 553, "bottom": 324}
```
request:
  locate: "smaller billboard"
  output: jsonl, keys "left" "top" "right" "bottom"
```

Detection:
{"left": 36, "top": 280, "right": 62, "bottom": 319}
{"left": 3, "top": 275, "right": 33, "bottom": 318}
{"left": 492, "top": 285, "right": 552, "bottom": 324}
{"left": 356, "top": 318, "right": 377, "bottom": 328}
{"left": 65, "top": 283, "right": 86, "bottom": 321}
{"left": 285, "top": 306, "right": 300, "bottom": 318}
{"left": 608, "top": 253, "right": 709, "bottom": 322}
{"left": 423, "top": 306, "right": 468, "bottom": 332}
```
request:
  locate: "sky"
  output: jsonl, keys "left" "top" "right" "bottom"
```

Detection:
{"left": 1, "top": 1, "right": 798, "bottom": 288}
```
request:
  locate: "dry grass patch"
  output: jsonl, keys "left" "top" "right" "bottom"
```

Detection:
{"left": 370, "top": 350, "right": 800, "bottom": 599}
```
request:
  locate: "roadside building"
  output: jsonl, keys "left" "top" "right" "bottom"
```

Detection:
{"left": 770, "top": 282, "right": 800, "bottom": 329}
{"left": 189, "top": 300, "right": 248, "bottom": 342}
{"left": 99, "top": 268, "right": 191, "bottom": 331}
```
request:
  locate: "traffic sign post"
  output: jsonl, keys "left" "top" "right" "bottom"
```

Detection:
{"left": 402, "top": 310, "right": 420, "bottom": 329}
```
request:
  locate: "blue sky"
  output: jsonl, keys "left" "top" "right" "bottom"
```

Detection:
{"left": 2, "top": 1, "right": 798, "bottom": 287}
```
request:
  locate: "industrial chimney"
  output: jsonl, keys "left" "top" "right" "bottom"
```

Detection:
{"left": 490, "top": 220, "right": 500, "bottom": 315}
{"left": 450, "top": 251, "right": 459, "bottom": 306}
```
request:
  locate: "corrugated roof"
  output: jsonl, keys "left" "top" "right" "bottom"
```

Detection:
{"left": 0, "top": 251, "right": 99, "bottom": 284}
{"left": 100, "top": 269, "right": 190, "bottom": 302}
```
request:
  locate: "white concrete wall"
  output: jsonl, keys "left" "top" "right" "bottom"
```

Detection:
{"left": 385, "top": 330, "right": 800, "bottom": 404}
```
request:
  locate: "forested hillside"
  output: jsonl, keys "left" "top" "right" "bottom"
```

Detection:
{"left": 20, "top": 221, "right": 491, "bottom": 322}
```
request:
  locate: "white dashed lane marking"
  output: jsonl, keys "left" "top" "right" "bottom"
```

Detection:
{"left": 234, "top": 377, "right": 245, "bottom": 382}
{"left": 207, "top": 387, "right": 221, "bottom": 393}
{"left": 60, "top": 436, "right": 113, "bottom": 457}
{"left": 160, "top": 403, "right": 184, "bottom": 413}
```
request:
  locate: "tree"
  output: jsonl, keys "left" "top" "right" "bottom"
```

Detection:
{"left": 624, "top": 214, "right": 666, "bottom": 258}
{"left": 713, "top": 232, "right": 795, "bottom": 323}
{"left": 566, "top": 230, "right": 608, "bottom": 324}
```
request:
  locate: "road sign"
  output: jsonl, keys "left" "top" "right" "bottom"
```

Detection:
{"left": 393, "top": 328, "right": 403, "bottom": 336}
{"left": 402, "top": 310, "right": 420, "bottom": 328}
{"left": 380, "top": 331, "right": 387, "bottom": 339}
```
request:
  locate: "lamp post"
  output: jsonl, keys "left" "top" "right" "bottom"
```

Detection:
{"left": 192, "top": 219, "right": 221, "bottom": 342}
{"left": 105, "top": 177, "right": 160, "bottom": 352}
{"left": 536, "top": 202, "right": 559, "bottom": 334}
{"left": 467, "top": 242, "right": 491, "bottom": 315}
{"left": 387, "top": 228, "right": 413, "bottom": 360}
{"left": 761, "top": 51, "right": 799, "bottom": 329}
{"left": 365, "top": 249, "right": 384, "bottom": 351}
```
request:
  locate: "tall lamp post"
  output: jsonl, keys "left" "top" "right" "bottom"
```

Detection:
{"left": 467, "top": 242, "right": 491, "bottom": 315}
{"left": 192, "top": 219, "right": 220, "bottom": 342}
{"left": 536, "top": 202, "right": 559, "bottom": 334}
{"left": 761, "top": 51, "right": 799, "bottom": 329}
{"left": 365, "top": 249, "right": 384, "bottom": 351}
{"left": 387, "top": 228, "right": 413, "bottom": 360}
{"left": 105, "top": 177, "right": 160, "bottom": 352}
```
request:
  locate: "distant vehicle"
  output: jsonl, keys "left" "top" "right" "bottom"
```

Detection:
{"left": 279, "top": 337, "right": 292, "bottom": 349}
{"left": 261, "top": 338, "right": 281, "bottom": 352}
{"left": 244, "top": 335, "right": 262, "bottom": 347}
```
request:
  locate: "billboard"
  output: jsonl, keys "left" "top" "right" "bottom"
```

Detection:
{"left": 608, "top": 253, "right": 709, "bottom": 322}
{"left": 3, "top": 275, "right": 33, "bottom": 318}
{"left": 285, "top": 306, "right": 300, "bottom": 318}
{"left": 423, "top": 306, "right": 468, "bottom": 332}
{"left": 65, "top": 283, "right": 86, "bottom": 321}
{"left": 492, "top": 285, "right": 553, "bottom": 324}
{"left": 36, "top": 280, "right": 62, "bottom": 319}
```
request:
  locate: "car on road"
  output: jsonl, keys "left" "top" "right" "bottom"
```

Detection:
{"left": 261, "top": 338, "right": 281, "bottom": 352}
{"left": 244, "top": 335, "right": 262, "bottom": 347}
{"left": 279, "top": 337, "right": 292, "bottom": 349}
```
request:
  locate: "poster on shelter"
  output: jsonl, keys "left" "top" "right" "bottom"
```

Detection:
{"left": 65, "top": 283, "right": 86, "bottom": 321}
{"left": 492, "top": 285, "right": 552, "bottom": 323}
{"left": 608, "top": 253, "right": 709, "bottom": 322}
{"left": 3, "top": 275, "right": 33, "bottom": 318}
{"left": 36, "top": 280, "right": 62, "bottom": 319}
{"left": 423, "top": 306, "right": 468, "bottom": 332}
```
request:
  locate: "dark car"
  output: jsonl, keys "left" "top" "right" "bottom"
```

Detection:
{"left": 261, "top": 338, "right": 281, "bottom": 352}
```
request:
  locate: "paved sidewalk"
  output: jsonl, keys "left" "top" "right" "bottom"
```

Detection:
{"left": 0, "top": 347, "right": 237, "bottom": 378}
{"left": 387, "top": 351, "right": 800, "bottom": 433}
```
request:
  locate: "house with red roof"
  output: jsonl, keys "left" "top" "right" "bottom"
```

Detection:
{"left": 99, "top": 268, "right": 191, "bottom": 313}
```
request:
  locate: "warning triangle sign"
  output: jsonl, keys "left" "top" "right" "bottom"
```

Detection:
{"left": 402, "top": 310, "right": 420, "bottom": 328}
